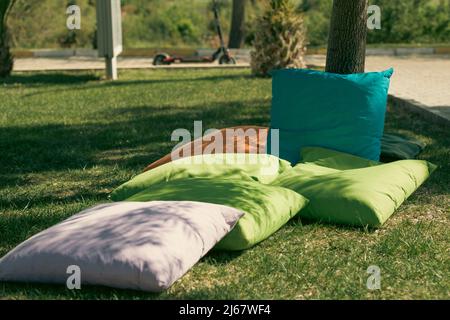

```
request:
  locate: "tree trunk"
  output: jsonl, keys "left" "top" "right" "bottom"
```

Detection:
{"left": 325, "top": 0, "right": 368, "bottom": 74}
{"left": 228, "top": 0, "right": 247, "bottom": 48}
{"left": 0, "top": 0, "right": 15, "bottom": 78}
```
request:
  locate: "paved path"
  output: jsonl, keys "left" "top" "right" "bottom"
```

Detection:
{"left": 13, "top": 57, "right": 250, "bottom": 71}
{"left": 367, "top": 56, "right": 450, "bottom": 123}
{"left": 13, "top": 55, "right": 450, "bottom": 124}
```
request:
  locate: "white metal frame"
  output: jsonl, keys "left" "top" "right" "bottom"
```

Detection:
{"left": 96, "top": 0, "right": 123, "bottom": 80}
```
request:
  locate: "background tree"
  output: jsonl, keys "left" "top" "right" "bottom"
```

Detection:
{"left": 298, "top": 0, "right": 332, "bottom": 46}
{"left": 0, "top": 0, "right": 15, "bottom": 77}
{"left": 228, "top": 0, "right": 247, "bottom": 48}
{"left": 325, "top": 0, "right": 368, "bottom": 74}
{"left": 251, "top": 0, "right": 306, "bottom": 77}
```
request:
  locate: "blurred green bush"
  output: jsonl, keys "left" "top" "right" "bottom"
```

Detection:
{"left": 7, "top": 0, "right": 450, "bottom": 49}
{"left": 299, "top": 0, "right": 450, "bottom": 47}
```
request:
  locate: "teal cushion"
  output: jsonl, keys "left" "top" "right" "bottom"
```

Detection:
{"left": 268, "top": 68, "right": 394, "bottom": 164}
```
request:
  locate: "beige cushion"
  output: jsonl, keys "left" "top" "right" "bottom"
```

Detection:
{"left": 0, "top": 201, "right": 244, "bottom": 292}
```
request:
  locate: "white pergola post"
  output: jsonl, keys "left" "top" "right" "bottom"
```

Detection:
{"left": 96, "top": 0, "right": 122, "bottom": 80}
{"left": 105, "top": 56, "right": 118, "bottom": 80}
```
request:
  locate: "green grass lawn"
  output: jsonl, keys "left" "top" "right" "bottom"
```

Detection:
{"left": 0, "top": 69, "right": 448, "bottom": 300}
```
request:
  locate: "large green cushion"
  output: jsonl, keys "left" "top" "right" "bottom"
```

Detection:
{"left": 301, "top": 147, "right": 381, "bottom": 170}
{"left": 127, "top": 178, "right": 308, "bottom": 251}
{"left": 110, "top": 154, "right": 292, "bottom": 201}
{"left": 272, "top": 147, "right": 436, "bottom": 227}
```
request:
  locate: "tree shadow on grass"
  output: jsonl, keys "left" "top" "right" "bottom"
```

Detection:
{"left": 0, "top": 99, "right": 270, "bottom": 208}
{"left": 2, "top": 73, "right": 100, "bottom": 86}
{"left": 18, "top": 72, "right": 255, "bottom": 98}
{"left": 101, "top": 73, "right": 256, "bottom": 88}
{"left": 0, "top": 100, "right": 269, "bottom": 173}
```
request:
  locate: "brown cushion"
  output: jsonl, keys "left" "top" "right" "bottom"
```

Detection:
{"left": 144, "top": 126, "right": 269, "bottom": 172}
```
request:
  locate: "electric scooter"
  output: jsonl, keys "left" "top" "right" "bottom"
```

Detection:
{"left": 153, "top": 0, "right": 236, "bottom": 66}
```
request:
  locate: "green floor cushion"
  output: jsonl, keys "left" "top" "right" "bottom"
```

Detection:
{"left": 267, "top": 68, "right": 394, "bottom": 164}
{"left": 381, "top": 133, "right": 426, "bottom": 162}
{"left": 301, "top": 147, "right": 381, "bottom": 170}
{"left": 126, "top": 178, "right": 308, "bottom": 251}
{"left": 272, "top": 148, "right": 436, "bottom": 227}
{"left": 110, "top": 154, "right": 292, "bottom": 201}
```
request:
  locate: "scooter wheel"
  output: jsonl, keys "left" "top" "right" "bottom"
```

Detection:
{"left": 153, "top": 53, "right": 171, "bottom": 66}
{"left": 219, "top": 55, "right": 237, "bottom": 65}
